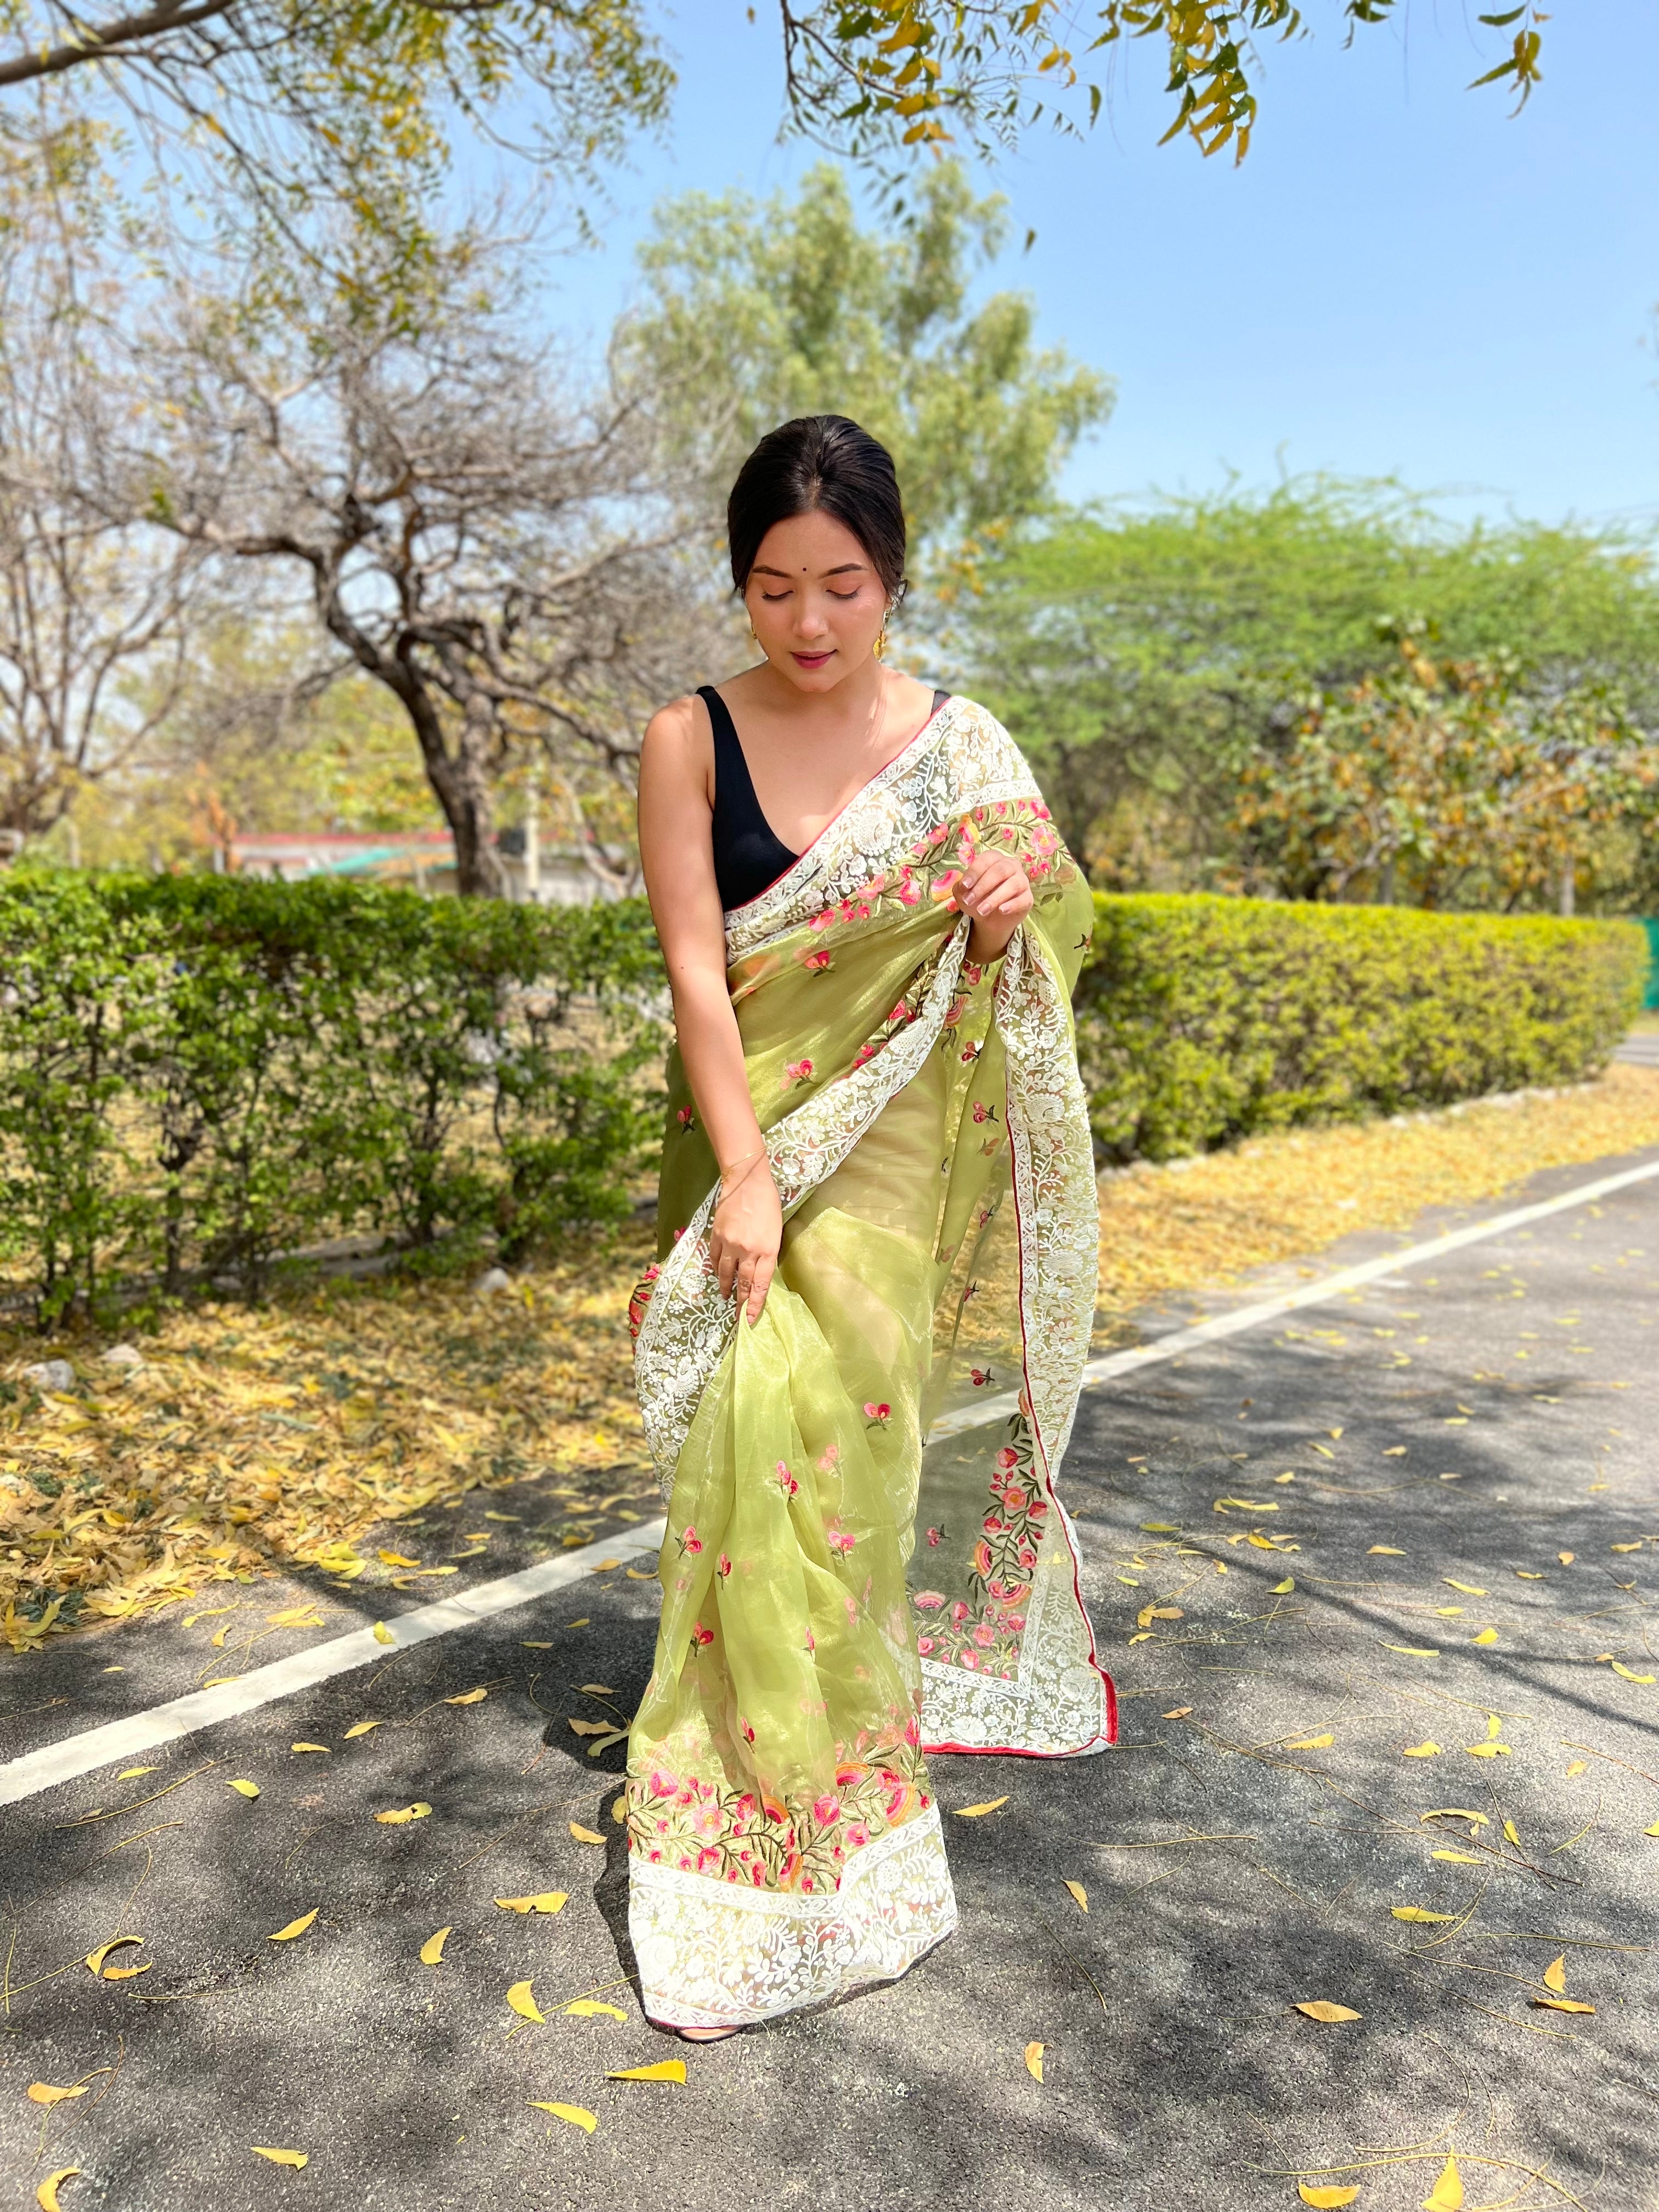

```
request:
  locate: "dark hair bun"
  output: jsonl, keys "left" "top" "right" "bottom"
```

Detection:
{"left": 727, "top": 416, "right": 907, "bottom": 602}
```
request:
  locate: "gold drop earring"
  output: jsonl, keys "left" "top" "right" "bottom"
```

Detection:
{"left": 874, "top": 610, "right": 890, "bottom": 659}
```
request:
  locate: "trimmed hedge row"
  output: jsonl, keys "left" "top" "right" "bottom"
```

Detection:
{"left": 1075, "top": 893, "right": 1646, "bottom": 1164}
{"left": 0, "top": 872, "right": 669, "bottom": 1322}
{"left": 0, "top": 873, "right": 1642, "bottom": 1321}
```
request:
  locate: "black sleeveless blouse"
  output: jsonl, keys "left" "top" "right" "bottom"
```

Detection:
{"left": 701, "top": 683, "right": 950, "bottom": 912}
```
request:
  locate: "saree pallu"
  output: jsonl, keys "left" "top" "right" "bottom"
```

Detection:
{"left": 627, "top": 695, "right": 1115, "bottom": 2030}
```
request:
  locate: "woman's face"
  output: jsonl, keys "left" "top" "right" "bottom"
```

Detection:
{"left": 743, "top": 509, "right": 889, "bottom": 693}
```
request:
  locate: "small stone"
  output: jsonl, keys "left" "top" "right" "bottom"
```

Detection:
{"left": 22, "top": 1359, "right": 76, "bottom": 1393}
{"left": 101, "top": 1344, "right": 144, "bottom": 1368}
{"left": 473, "top": 1267, "right": 511, "bottom": 1295}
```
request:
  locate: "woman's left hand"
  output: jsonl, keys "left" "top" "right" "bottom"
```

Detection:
{"left": 953, "top": 850, "right": 1033, "bottom": 962}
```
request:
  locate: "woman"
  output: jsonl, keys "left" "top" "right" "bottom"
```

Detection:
{"left": 627, "top": 415, "right": 1114, "bottom": 2038}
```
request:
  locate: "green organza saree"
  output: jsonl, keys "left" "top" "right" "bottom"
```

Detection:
{"left": 626, "top": 694, "right": 1114, "bottom": 2029}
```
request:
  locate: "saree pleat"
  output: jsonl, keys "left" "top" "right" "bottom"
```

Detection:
{"left": 627, "top": 697, "right": 1113, "bottom": 2029}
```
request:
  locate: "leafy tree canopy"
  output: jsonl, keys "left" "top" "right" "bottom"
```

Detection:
{"left": 625, "top": 159, "right": 1113, "bottom": 584}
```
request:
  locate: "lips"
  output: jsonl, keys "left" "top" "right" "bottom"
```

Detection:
{"left": 792, "top": 650, "right": 833, "bottom": 667}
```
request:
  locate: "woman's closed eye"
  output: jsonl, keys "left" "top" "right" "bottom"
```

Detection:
{"left": 759, "top": 588, "right": 861, "bottom": 602}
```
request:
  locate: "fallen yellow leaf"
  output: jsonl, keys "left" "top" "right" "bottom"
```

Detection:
{"left": 372, "top": 1622, "right": 396, "bottom": 1646}
{"left": 420, "top": 1927, "right": 452, "bottom": 1965}
{"left": 1385, "top": 1646, "right": 1440, "bottom": 1658}
{"left": 290, "top": 1743, "right": 329, "bottom": 1755}
{"left": 507, "top": 1980, "right": 546, "bottom": 2023}
{"left": 529, "top": 2102, "right": 597, "bottom": 2132}
{"left": 568, "top": 1718, "right": 614, "bottom": 1737}
{"left": 1272, "top": 1577, "right": 1295, "bottom": 1593}
{"left": 445, "top": 1687, "right": 488, "bottom": 1705}
{"left": 523, "top": 1640, "right": 554, "bottom": 1648}
{"left": 1023, "top": 2041, "right": 1044, "bottom": 2081}
{"left": 379, "top": 1550, "right": 420, "bottom": 1567}
{"left": 1402, "top": 1741, "right": 1442, "bottom": 1758}
{"left": 1163, "top": 1706, "right": 1192, "bottom": 1719}
{"left": 226, "top": 1779, "right": 260, "bottom": 1799}
{"left": 1515, "top": 1570, "right": 1544, "bottom": 1579}
{"left": 1611, "top": 1662, "right": 1656, "bottom": 1684}
{"left": 1566, "top": 1760, "right": 1587, "bottom": 1777}
{"left": 85, "top": 1936, "right": 144, "bottom": 1977}
{"left": 953, "top": 1798, "right": 1008, "bottom": 1818}
{"left": 568, "top": 1822, "right": 606, "bottom": 1846}
{"left": 581, "top": 1684, "right": 616, "bottom": 1696}
{"left": 1431, "top": 1850, "right": 1480, "bottom": 1864}
{"left": 268, "top": 1910, "right": 319, "bottom": 1942}
{"left": 495, "top": 1892, "right": 568, "bottom": 1915}
{"left": 1422, "top": 2154, "right": 1463, "bottom": 2212}
{"left": 116, "top": 1767, "right": 156, "bottom": 1780}
{"left": 375, "top": 1803, "right": 432, "bottom": 1824}
{"left": 1530, "top": 1995, "right": 1594, "bottom": 2014}
{"left": 1543, "top": 1954, "right": 1567, "bottom": 1993}
{"left": 1299, "top": 2188, "right": 1360, "bottom": 2209}
{"left": 594, "top": 1559, "right": 623, "bottom": 1572}
{"left": 1063, "top": 1880, "right": 1088, "bottom": 1913}
{"left": 343, "top": 1720, "right": 380, "bottom": 1739}
{"left": 611, "top": 1796, "right": 628, "bottom": 1823}
{"left": 565, "top": 2000, "right": 627, "bottom": 2019}
{"left": 1422, "top": 1809, "right": 1488, "bottom": 1825}
{"left": 567, "top": 1618, "right": 589, "bottom": 1628}
{"left": 1471, "top": 1628, "right": 1499, "bottom": 1645}
{"left": 1393, "top": 1906, "right": 1454, "bottom": 1923}
{"left": 1368, "top": 1545, "right": 1406, "bottom": 1556}
{"left": 1558, "top": 1551, "right": 1576, "bottom": 1566}
{"left": 1611, "top": 1541, "right": 1644, "bottom": 1554}
{"left": 1503, "top": 1819, "right": 1520, "bottom": 1846}
{"left": 1463, "top": 1742, "right": 1510, "bottom": 1758}
{"left": 26, "top": 2084, "right": 88, "bottom": 2106}
{"left": 1443, "top": 1579, "right": 1487, "bottom": 1595}
{"left": 251, "top": 2148, "right": 309, "bottom": 2169}
{"left": 1293, "top": 2000, "right": 1361, "bottom": 2022}
{"left": 36, "top": 2170, "right": 81, "bottom": 2211}
{"left": 607, "top": 2060, "right": 686, "bottom": 2083}
{"left": 1285, "top": 1733, "right": 1334, "bottom": 1750}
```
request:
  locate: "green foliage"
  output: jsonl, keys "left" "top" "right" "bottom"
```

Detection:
{"left": 1075, "top": 891, "right": 1646, "bottom": 1165}
{"left": 965, "top": 481, "right": 1659, "bottom": 892}
{"left": 0, "top": 872, "right": 668, "bottom": 1322}
{"left": 627, "top": 161, "right": 1113, "bottom": 583}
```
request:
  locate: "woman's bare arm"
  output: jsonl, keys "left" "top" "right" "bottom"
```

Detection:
{"left": 637, "top": 697, "right": 781, "bottom": 1324}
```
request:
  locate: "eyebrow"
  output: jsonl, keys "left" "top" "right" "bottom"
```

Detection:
{"left": 749, "top": 561, "right": 870, "bottom": 579}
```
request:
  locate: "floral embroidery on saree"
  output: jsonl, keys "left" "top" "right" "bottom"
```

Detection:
{"left": 626, "top": 696, "right": 1113, "bottom": 2029}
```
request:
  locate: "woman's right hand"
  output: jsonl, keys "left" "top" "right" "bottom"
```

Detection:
{"left": 707, "top": 1160, "right": 782, "bottom": 1325}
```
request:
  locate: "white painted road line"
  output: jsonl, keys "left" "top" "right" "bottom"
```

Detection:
{"left": 927, "top": 1150, "right": 1659, "bottom": 1439}
{"left": 7, "top": 1147, "right": 1659, "bottom": 1812}
{"left": 0, "top": 1518, "right": 667, "bottom": 1810}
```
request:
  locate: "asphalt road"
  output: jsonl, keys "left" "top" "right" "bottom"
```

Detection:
{"left": 3, "top": 1143, "right": 1658, "bottom": 2212}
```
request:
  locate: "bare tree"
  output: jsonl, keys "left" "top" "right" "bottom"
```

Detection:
{"left": 0, "top": 161, "right": 209, "bottom": 842}
{"left": 136, "top": 256, "right": 717, "bottom": 894}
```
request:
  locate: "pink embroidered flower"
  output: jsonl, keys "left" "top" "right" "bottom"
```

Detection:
{"left": 676, "top": 1105, "right": 695, "bottom": 1130}
{"left": 1005, "top": 1612, "right": 1026, "bottom": 1630}
{"left": 973, "top": 1623, "right": 996, "bottom": 1648}
{"left": 916, "top": 1635, "right": 935, "bottom": 1655}
{"left": 970, "top": 1368, "right": 994, "bottom": 1387}
{"left": 926, "top": 1526, "right": 943, "bottom": 1547}
{"left": 649, "top": 1768, "right": 677, "bottom": 1797}
{"left": 863, "top": 1401, "right": 891, "bottom": 1424}
{"left": 817, "top": 1443, "right": 840, "bottom": 1472}
{"left": 904, "top": 1714, "right": 922, "bottom": 1748}
{"left": 984, "top": 1514, "right": 1004, "bottom": 1533}
{"left": 960, "top": 1042, "right": 980, "bottom": 1063}
{"left": 960, "top": 1280, "right": 980, "bottom": 1306}
{"left": 973, "top": 1539, "right": 994, "bottom": 1578}
{"left": 895, "top": 872, "right": 921, "bottom": 906}
{"left": 972, "top": 1101, "right": 998, "bottom": 1125}
{"left": 962, "top": 961, "right": 984, "bottom": 986}
{"left": 717, "top": 1551, "right": 732, "bottom": 1578}
{"left": 1028, "top": 1498, "right": 1049, "bottom": 1518}
{"left": 804, "top": 1629, "right": 816, "bottom": 1653}
{"left": 697, "top": 1846, "right": 723, "bottom": 1874}
{"left": 1003, "top": 1485, "right": 1026, "bottom": 1510}
{"left": 913, "top": 1590, "right": 945, "bottom": 1609}
{"left": 800, "top": 948, "right": 833, "bottom": 972}
{"left": 950, "top": 1600, "right": 970, "bottom": 1624}
{"left": 677, "top": 1525, "right": 703, "bottom": 1556}
{"left": 775, "top": 1459, "right": 799, "bottom": 1497}
{"left": 739, "top": 1718, "right": 755, "bottom": 1746}
{"left": 809, "top": 907, "right": 836, "bottom": 932}
{"left": 690, "top": 1622, "right": 715, "bottom": 1648}
{"left": 960, "top": 1650, "right": 978, "bottom": 1669}
{"left": 811, "top": 1793, "right": 842, "bottom": 1826}
{"left": 844, "top": 1822, "right": 870, "bottom": 1850}
{"left": 941, "top": 993, "right": 969, "bottom": 1029}
{"left": 852, "top": 1041, "right": 881, "bottom": 1068}
{"left": 888, "top": 1000, "right": 912, "bottom": 1024}
{"left": 693, "top": 1804, "right": 723, "bottom": 1839}
{"left": 1018, "top": 1546, "right": 1037, "bottom": 1570}
{"left": 827, "top": 1527, "right": 856, "bottom": 1555}
{"left": 782, "top": 1057, "right": 814, "bottom": 1088}
{"left": 996, "top": 1447, "right": 1019, "bottom": 1470}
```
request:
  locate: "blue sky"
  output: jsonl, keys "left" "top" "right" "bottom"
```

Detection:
{"left": 536, "top": 2, "right": 1658, "bottom": 533}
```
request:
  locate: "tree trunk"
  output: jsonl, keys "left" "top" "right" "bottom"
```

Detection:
{"left": 1559, "top": 859, "right": 1576, "bottom": 917}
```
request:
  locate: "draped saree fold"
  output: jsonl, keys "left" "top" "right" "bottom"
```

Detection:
{"left": 626, "top": 695, "right": 1115, "bottom": 2030}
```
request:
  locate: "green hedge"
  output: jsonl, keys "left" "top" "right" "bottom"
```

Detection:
{"left": 0, "top": 872, "right": 669, "bottom": 1323}
{"left": 1075, "top": 893, "right": 1646, "bottom": 1165}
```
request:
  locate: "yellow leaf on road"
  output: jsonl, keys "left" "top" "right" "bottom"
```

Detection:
{"left": 1063, "top": 1880, "right": 1088, "bottom": 1912}
{"left": 1443, "top": 1579, "right": 1487, "bottom": 1595}
{"left": 85, "top": 1936, "right": 144, "bottom": 1977}
{"left": 1299, "top": 2188, "right": 1360, "bottom": 2208}
{"left": 1393, "top": 1906, "right": 1454, "bottom": 1923}
{"left": 116, "top": 1767, "right": 156, "bottom": 1780}
{"left": 568, "top": 1823, "right": 606, "bottom": 1845}
{"left": 1432, "top": 1850, "right": 1480, "bottom": 1864}
{"left": 594, "top": 1559, "right": 623, "bottom": 1572}
{"left": 1471, "top": 1628, "right": 1499, "bottom": 1645}
{"left": 268, "top": 1910, "right": 318, "bottom": 1942}
{"left": 227, "top": 1779, "right": 260, "bottom": 1799}
{"left": 1558, "top": 1551, "right": 1575, "bottom": 1566}
{"left": 1293, "top": 2000, "right": 1361, "bottom": 2022}
{"left": 290, "top": 1743, "right": 329, "bottom": 1754}
{"left": 565, "top": 2000, "right": 627, "bottom": 2019}
{"left": 496, "top": 1892, "right": 568, "bottom": 1915}
{"left": 343, "top": 1720, "right": 380, "bottom": 1738}
{"left": 1611, "top": 1662, "right": 1656, "bottom": 1684}
{"left": 529, "top": 2102, "right": 597, "bottom": 2132}
{"left": 1385, "top": 1646, "right": 1440, "bottom": 1657}
{"left": 1503, "top": 1819, "right": 1520, "bottom": 1846}
{"left": 26, "top": 2084, "right": 87, "bottom": 2105}
{"left": 1531, "top": 1996, "right": 1594, "bottom": 2014}
{"left": 372, "top": 1622, "right": 395, "bottom": 1645}
{"left": 251, "top": 2148, "right": 308, "bottom": 2168}
{"left": 1024, "top": 2041, "right": 1044, "bottom": 2081}
{"left": 568, "top": 1719, "right": 614, "bottom": 1737}
{"left": 445, "top": 1687, "right": 488, "bottom": 1705}
{"left": 607, "top": 2061, "right": 686, "bottom": 2083}
{"left": 1566, "top": 1760, "right": 1587, "bottom": 1777}
{"left": 375, "top": 1803, "right": 431, "bottom": 1824}
{"left": 1543, "top": 1954, "right": 1567, "bottom": 1993}
{"left": 1402, "top": 1741, "right": 1442, "bottom": 1757}
{"left": 953, "top": 1798, "right": 1008, "bottom": 1818}
{"left": 581, "top": 1684, "right": 616, "bottom": 1695}
{"left": 507, "top": 1980, "right": 545, "bottom": 2023}
{"left": 378, "top": 1550, "right": 420, "bottom": 1567}
{"left": 1272, "top": 1578, "right": 1295, "bottom": 1593}
{"left": 420, "top": 1927, "right": 452, "bottom": 1965}
{"left": 1422, "top": 2159, "right": 1463, "bottom": 2212}
{"left": 1643, "top": 1819, "right": 1659, "bottom": 1837}
{"left": 1611, "top": 1542, "right": 1644, "bottom": 1554}
{"left": 1463, "top": 1742, "right": 1510, "bottom": 1758}
{"left": 36, "top": 2170, "right": 81, "bottom": 2210}
{"left": 1422, "top": 1809, "right": 1488, "bottom": 1825}
{"left": 1286, "top": 1733, "right": 1334, "bottom": 1750}
{"left": 103, "top": 1963, "right": 149, "bottom": 1980}
{"left": 1368, "top": 1546, "right": 1406, "bottom": 1556}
